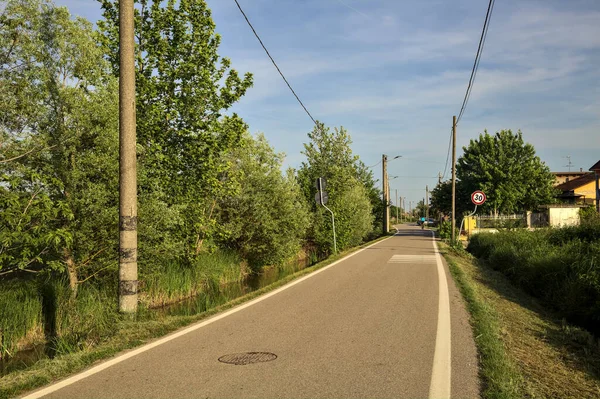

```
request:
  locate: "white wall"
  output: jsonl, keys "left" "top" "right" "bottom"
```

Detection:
{"left": 548, "top": 208, "right": 580, "bottom": 227}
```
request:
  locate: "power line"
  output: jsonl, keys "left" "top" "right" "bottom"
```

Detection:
{"left": 456, "top": 0, "right": 495, "bottom": 125}
{"left": 335, "top": 0, "right": 371, "bottom": 19}
{"left": 233, "top": 0, "right": 317, "bottom": 126}
{"left": 441, "top": 128, "right": 452, "bottom": 180}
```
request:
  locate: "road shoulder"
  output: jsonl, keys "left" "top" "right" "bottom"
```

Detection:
{"left": 441, "top": 244, "right": 600, "bottom": 399}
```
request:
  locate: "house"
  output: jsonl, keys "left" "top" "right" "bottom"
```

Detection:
{"left": 591, "top": 160, "right": 600, "bottom": 212}
{"left": 555, "top": 172, "right": 597, "bottom": 205}
{"left": 552, "top": 169, "right": 590, "bottom": 186}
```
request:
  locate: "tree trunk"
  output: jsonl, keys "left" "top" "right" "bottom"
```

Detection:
{"left": 195, "top": 200, "right": 217, "bottom": 255}
{"left": 64, "top": 248, "right": 78, "bottom": 297}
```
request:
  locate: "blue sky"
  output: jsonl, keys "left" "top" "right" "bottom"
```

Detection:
{"left": 57, "top": 0, "right": 600, "bottom": 207}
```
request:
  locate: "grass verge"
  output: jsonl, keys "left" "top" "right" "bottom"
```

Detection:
{"left": 441, "top": 244, "right": 600, "bottom": 399}
{"left": 0, "top": 235, "right": 390, "bottom": 399}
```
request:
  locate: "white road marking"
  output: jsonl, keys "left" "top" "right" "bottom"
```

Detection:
{"left": 20, "top": 236, "right": 394, "bottom": 399}
{"left": 428, "top": 231, "right": 452, "bottom": 399}
{"left": 388, "top": 254, "right": 437, "bottom": 263}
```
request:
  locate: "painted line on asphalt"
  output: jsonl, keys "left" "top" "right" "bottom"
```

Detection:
{"left": 21, "top": 235, "right": 394, "bottom": 399}
{"left": 428, "top": 231, "right": 452, "bottom": 399}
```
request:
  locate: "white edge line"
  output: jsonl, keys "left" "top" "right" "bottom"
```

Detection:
{"left": 429, "top": 231, "right": 452, "bottom": 399}
{"left": 21, "top": 235, "right": 394, "bottom": 399}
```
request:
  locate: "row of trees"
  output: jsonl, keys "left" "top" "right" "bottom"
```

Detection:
{"left": 430, "top": 130, "right": 558, "bottom": 218}
{"left": 0, "top": 0, "right": 381, "bottom": 295}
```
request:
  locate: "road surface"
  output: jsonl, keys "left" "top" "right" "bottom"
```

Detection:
{"left": 22, "top": 224, "right": 479, "bottom": 399}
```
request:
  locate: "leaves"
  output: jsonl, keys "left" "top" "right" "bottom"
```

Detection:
{"left": 456, "top": 129, "right": 557, "bottom": 215}
{"left": 297, "top": 123, "right": 375, "bottom": 253}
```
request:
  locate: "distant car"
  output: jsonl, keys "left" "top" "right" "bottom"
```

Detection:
{"left": 418, "top": 218, "right": 438, "bottom": 227}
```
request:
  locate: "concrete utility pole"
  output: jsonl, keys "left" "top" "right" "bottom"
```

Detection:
{"left": 438, "top": 172, "right": 442, "bottom": 184}
{"left": 451, "top": 116, "right": 457, "bottom": 243}
{"left": 426, "top": 185, "right": 429, "bottom": 221}
{"left": 382, "top": 154, "right": 388, "bottom": 233}
{"left": 387, "top": 179, "right": 391, "bottom": 227}
{"left": 395, "top": 189, "right": 398, "bottom": 224}
{"left": 401, "top": 197, "right": 405, "bottom": 222}
{"left": 119, "top": 0, "right": 138, "bottom": 313}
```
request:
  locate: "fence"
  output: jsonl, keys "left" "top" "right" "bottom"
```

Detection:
{"left": 475, "top": 214, "right": 528, "bottom": 229}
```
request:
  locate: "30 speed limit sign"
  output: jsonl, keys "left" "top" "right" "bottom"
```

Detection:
{"left": 471, "top": 190, "right": 487, "bottom": 205}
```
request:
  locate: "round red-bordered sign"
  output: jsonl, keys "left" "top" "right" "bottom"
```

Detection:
{"left": 471, "top": 190, "right": 486, "bottom": 205}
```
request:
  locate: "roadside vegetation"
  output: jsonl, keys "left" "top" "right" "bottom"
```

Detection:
{"left": 0, "top": 235, "right": 390, "bottom": 399}
{"left": 430, "top": 129, "right": 558, "bottom": 219}
{"left": 442, "top": 242, "right": 600, "bottom": 399}
{"left": 467, "top": 215, "right": 600, "bottom": 336}
{"left": 0, "top": 0, "right": 388, "bottom": 379}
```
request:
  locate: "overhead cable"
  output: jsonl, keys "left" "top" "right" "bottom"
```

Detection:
{"left": 456, "top": 0, "right": 495, "bottom": 125}
{"left": 233, "top": 0, "right": 317, "bottom": 126}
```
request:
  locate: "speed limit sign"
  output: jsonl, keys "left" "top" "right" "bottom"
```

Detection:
{"left": 471, "top": 190, "right": 487, "bottom": 205}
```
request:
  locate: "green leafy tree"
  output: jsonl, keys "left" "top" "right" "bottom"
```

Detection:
{"left": 430, "top": 180, "right": 472, "bottom": 218}
{"left": 0, "top": 0, "right": 119, "bottom": 294}
{"left": 217, "top": 133, "right": 310, "bottom": 269}
{"left": 457, "top": 129, "right": 557, "bottom": 216}
{"left": 297, "top": 123, "right": 374, "bottom": 253}
{"left": 98, "top": 0, "right": 253, "bottom": 259}
{"left": 414, "top": 199, "right": 427, "bottom": 219}
{"left": 355, "top": 160, "right": 383, "bottom": 231}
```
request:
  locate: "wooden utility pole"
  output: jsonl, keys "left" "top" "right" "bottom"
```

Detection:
{"left": 451, "top": 116, "right": 457, "bottom": 243}
{"left": 119, "top": 0, "right": 138, "bottom": 313}
{"left": 382, "top": 154, "right": 388, "bottom": 233}
{"left": 425, "top": 187, "right": 429, "bottom": 221}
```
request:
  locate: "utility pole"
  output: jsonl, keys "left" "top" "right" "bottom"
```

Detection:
{"left": 382, "top": 154, "right": 388, "bottom": 233}
{"left": 451, "top": 116, "right": 457, "bottom": 243}
{"left": 385, "top": 175, "right": 392, "bottom": 228}
{"left": 402, "top": 197, "right": 405, "bottom": 222}
{"left": 438, "top": 172, "right": 442, "bottom": 184}
{"left": 426, "top": 185, "right": 429, "bottom": 221}
{"left": 395, "top": 189, "right": 398, "bottom": 225}
{"left": 119, "top": 0, "right": 138, "bottom": 313}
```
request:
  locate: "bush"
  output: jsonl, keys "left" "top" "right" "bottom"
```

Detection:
{"left": 467, "top": 225, "right": 600, "bottom": 335}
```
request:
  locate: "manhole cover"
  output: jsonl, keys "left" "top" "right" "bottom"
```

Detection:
{"left": 218, "top": 352, "right": 277, "bottom": 365}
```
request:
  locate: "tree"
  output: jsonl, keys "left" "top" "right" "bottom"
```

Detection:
{"left": 217, "top": 133, "right": 310, "bottom": 269}
{"left": 430, "top": 180, "right": 472, "bottom": 218}
{"left": 98, "top": 0, "right": 253, "bottom": 259}
{"left": 297, "top": 123, "right": 374, "bottom": 253}
{"left": 0, "top": 0, "right": 119, "bottom": 295}
{"left": 457, "top": 129, "right": 557, "bottom": 216}
{"left": 355, "top": 160, "right": 384, "bottom": 231}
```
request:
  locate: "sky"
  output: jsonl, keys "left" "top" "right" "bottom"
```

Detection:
{"left": 56, "top": 0, "right": 600, "bottom": 208}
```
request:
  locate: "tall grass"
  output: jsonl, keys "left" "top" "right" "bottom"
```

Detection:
{"left": 468, "top": 219, "right": 600, "bottom": 335}
{"left": 0, "top": 280, "right": 43, "bottom": 358}
{"left": 141, "top": 250, "right": 245, "bottom": 308}
{"left": 0, "top": 249, "right": 245, "bottom": 365}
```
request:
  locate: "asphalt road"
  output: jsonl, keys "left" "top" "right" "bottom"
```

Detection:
{"left": 23, "top": 224, "right": 479, "bottom": 399}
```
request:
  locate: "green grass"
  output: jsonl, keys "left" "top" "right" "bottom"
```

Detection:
{"left": 141, "top": 250, "right": 245, "bottom": 308}
{"left": 467, "top": 220, "right": 600, "bottom": 335}
{"left": 0, "top": 280, "right": 43, "bottom": 359}
{"left": 0, "top": 235, "right": 389, "bottom": 399}
{"left": 443, "top": 243, "right": 600, "bottom": 399}
{"left": 0, "top": 250, "right": 245, "bottom": 368}
{"left": 441, "top": 245, "right": 524, "bottom": 399}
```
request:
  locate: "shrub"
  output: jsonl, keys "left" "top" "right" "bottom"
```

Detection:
{"left": 467, "top": 225, "right": 600, "bottom": 335}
